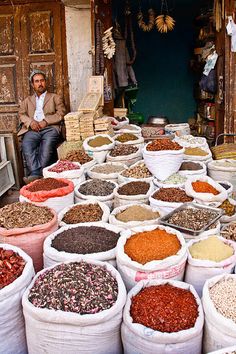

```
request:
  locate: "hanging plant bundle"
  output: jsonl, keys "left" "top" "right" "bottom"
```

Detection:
{"left": 156, "top": 14, "right": 175, "bottom": 33}
{"left": 137, "top": 8, "right": 156, "bottom": 32}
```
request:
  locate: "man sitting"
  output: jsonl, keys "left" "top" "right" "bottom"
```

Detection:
{"left": 18, "top": 69, "right": 66, "bottom": 183}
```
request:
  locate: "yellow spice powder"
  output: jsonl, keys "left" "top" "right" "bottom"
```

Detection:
{"left": 184, "top": 147, "right": 208, "bottom": 156}
{"left": 189, "top": 236, "right": 234, "bottom": 262}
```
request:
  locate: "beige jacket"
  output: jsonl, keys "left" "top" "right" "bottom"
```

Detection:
{"left": 18, "top": 92, "right": 66, "bottom": 136}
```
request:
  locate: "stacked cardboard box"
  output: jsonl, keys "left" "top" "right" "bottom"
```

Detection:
{"left": 64, "top": 112, "right": 82, "bottom": 142}
{"left": 79, "top": 111, "right": 96, "bottom": 140}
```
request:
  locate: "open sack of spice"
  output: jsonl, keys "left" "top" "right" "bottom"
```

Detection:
{"left": 208, "top": 159, "right": 236, "bottom": 182}
{"left": 118, "top": 160, "right": 153, "bottom": 184}
{"left": 20, "top": 177, "right": 75, "bottom": 214}
{"left": 121, "top": 279, "right": 204, "bottom": 354}
{"left": 112, "top": 115, "right": 129, "bottom": 129}
{"left": 185, "top": 176, "right": 228, "bottom": 206}
{"left": 154, "top": 173, "right": 187, "bottom": 189}
{"left": 183, "top": 146, "right": 212, "bottom": 164}
{"left": 143, "top": 138, "right": 184, "bottom": 181}
{"left": 116, "top": 225, "right": 187, "bottom": 291}
{"left": 208, "top": 346, "right": 236, "bottom": 354}
{"left": 43, "top": 223, "right": 122, "bottom": 268}
{"left": 202, "top": 274, "right": 236, "bottom": 353}
{"left": 43, "top": 160, "right": 85, "bottom": 186}
{"left": 174, "top": 134, "right": 208, "bottom": 149}
{"left": 114, "top": 124, "right": 142, "bottom": 137}
{"left": 178, "top": 160, "right": 207, "bottom": 180}
{"left": 184, "top": 235, "right": 236, "bottom": 298}
{"left": 115, "top": 133, "right": 144, "bottom": 149}
{"left": 58, "top": 201, "right": 110, "bottom": 227}
{"left": 64, "top": 149, "right": 97, "bottom": 172}
{"left": 22, "top": 260, "right": 126, "bottom": 354}
{"left": 106, "top": 144, "right": 142, "bottom": 167}
{"left": 87, "top": 162, "right": 127, "bottom": 183}
{"left": 83, "top": 134, "right": 115, "bottom": 163}
{"left": 0, "top": 202, "right": 58, "bottom": 272}
{"left": 113, "top": 181, "right": 154, "bottom": 208}
{"left": 218, "top": 198, "right": 236, "bottom": 224}
{"left": 0, "top": 244, "right": 34, "bottom": 354}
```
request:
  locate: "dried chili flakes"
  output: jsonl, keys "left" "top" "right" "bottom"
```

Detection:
{"left": 0, "top": 248, "right": 26, "bottom": 289}
{"left": 130, "top": 284, "right": 198, "bottom": 332}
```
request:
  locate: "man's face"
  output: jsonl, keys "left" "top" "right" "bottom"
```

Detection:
{"left": 32, "top": 74, "right": 47, "bottom": 95}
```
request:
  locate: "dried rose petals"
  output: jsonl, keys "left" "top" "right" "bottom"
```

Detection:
{"left": 0, "top": 248, "right": 26, "bottom": 289}
{"left": 48, "top": 160, "right": 80, "bottom": 173}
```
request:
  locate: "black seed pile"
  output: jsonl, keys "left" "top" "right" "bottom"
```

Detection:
{"left": 78, "top": 179, "right": 115, "bottom": 196}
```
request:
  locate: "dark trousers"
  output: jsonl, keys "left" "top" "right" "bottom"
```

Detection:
{"left": 22, "top": 127, "right": 59, "bottom": 176}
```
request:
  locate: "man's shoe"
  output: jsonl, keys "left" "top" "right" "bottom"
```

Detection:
{"left": 23, "top": 176, "right": 42, "bottom": 185}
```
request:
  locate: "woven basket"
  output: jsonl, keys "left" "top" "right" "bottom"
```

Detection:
{"left": 211, "top": 143, "right": 236, "bottom": 160}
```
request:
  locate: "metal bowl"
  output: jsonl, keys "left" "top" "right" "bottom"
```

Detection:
{"left": 147, "top": 116, "right": 169, "bottom": 126}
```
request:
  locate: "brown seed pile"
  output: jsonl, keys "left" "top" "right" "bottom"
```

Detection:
{"left": 146, "top": 139, "right": 182, "bottom": 151}
{"left": 62, "top": 204, "right": 103, "bottom": 224}
{"left": 28, "top": 262, "right": 118, "bottom": 314}
{"left": 0, "top": 248, "right": 26, "bottom": 289}
{"left": 116, "top": 205, "right": 159, "bottom": 222}
{"left": 65, "top": 150, "right": 92, "bottom": 164}
{"left": 179, "top": 162, "right": 203, "bottom": 171}
{"left": 152, "top": 188, "right": 193, "bottom": 203}
{"left": 27, "top": 178, "right": 68, "bottom": 192}
{"left": 0, "top": 202, "right": 54, "bottom": 229}
{"left": 116, "top": 133, "right": 138, "bottom": 143}
{"left": 88, "top": 136, "right": 112, "bottom": 148}
{"left": 118, "top": 181, "right": 150, "bottom": 195}
{"left": 110, "top": 145, "right": 138, "bottom": 157}
{"left": 121, "top": 163, "right": 152, "bottom": 179}
{"left": 78, "top": 179, "right": 115, "bottom": 196}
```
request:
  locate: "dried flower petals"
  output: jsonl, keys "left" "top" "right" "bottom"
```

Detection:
{"left": 0, "top": 248, "right": 26, "bottom": 289}
{"left": 48, "top": 160, "right": 80, "bottom": 173}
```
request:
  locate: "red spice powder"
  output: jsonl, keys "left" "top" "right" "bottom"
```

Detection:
{"left": 27, "top": 178, "right": 68, "bottom": 192}
{"left": 192, "top": 181, "right": 219, "bottom": 195}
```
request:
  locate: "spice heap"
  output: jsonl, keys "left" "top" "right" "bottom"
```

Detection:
{"left": 48, "top": 160, "right": 80, "bottom": 173}
{"left": 152, "top": 188, "right": 193, "bottom": 203}
{"left": 189, "top": 236, "right": 234, "bottom": 262}
{"left": 65, "top": 150, "right": 92, "bottom": 164}
{"left": 118, "top": 181, "right": 150, "bottom": 196}
{"left": 179, "top": 161, "right": 203, "bottom": 171}
{"left": 116, "top": 133, "right": 138, "bottom": 143}
{"left": 119, "top": 124, "right": 138, "bottom": 131}
{"left": 62, "top": 204, "right": 103, "bottom": 224}
{"left": 209, "top": 277, "right": 236, "bottom": 323}
{"left": 184, "top": 147, "right": 208, "bottom": 156}
{"left": 78, "top": 179, "right": 115, "bottom": 196}
{"left": 88, "top": 136, "right": 112, "bottom": 148}
{"left": 110, "top": 145, "right": 138, "bottom": 157}
{"left": 130, "top": 284, "right": 198, "bottom": 332}
{"left": 52, "top": 226, "right": 120, "bottom": 254}
{"left": 219, "top": 199, "right": 235, "bottom": 216}
{"left": 192, "top": 181, "right": 220, "bottom": 195}
{"left": 27, "top": 178, "right": 68, "bottom": 192}
{"left": 146, "top": 138, "right": 182, "bottom": 151}
{"left": 219, "top": 182, "right": 231, "bottom": 190}
{"left": 176, "top": 135, "right": 205, "bottom": 145}
{"left": 116, "top": 205, "right": 159, "bottom": 223}
{"left": 0, "top": 248, "right": 26, "bottom": 289}
{"left": 167, "top": 208, "right": 218, "bottom": 231}
{"left": 221, "top": 222, "right": 236, "bottom": 241}
{"left": 161, "top": 173, "right": 187, "bottom": 185}
{"left": 124, "top": 228, "right": 181, "bottom": 264}
{"left": 28, "top": 262, "right": 118, "bottom": 314}
{"left": 92, "top": 164, "right": 124, "bottom": 174}
{"left": 121, "top": 162, "right": 152, "bottom": 179}
{"left": 0, "top": 202, "right": 54, "bottom": 229}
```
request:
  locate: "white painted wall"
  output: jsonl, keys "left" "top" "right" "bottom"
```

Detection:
{"left": 65, "top": 5, "right": 92, "bottom": 111}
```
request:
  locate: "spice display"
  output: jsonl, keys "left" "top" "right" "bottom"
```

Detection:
{"left": 116, "top": 205, "right": 159, "bottom": 222}
{"left": 52, "top": 226, "right": 120, "bottom": 254}
{"left": 180, "top": 162, "right": 203, "bottom": 171}
{"left": 130, "top": 284, "right": 198, "bottom": 332}
{"left": 219, "top": 182, "right": 231, "bottom": 190}
{"left": 121, "top": 162, "right": 152, "bottom": 179}
{"left": 161, "top": 173, "right": 187, "bottom": 185}
{"left": 48, "top": 160, "right": 80, "bottom": 173}
{"left": 177, "top": 135, "right": 205, "bottom": 145}
{"left": 0, "top": 248, "right": 26, "bottom": 289}
{"left": 146, "top": 138, "right": 182, "bottom": 151}
{"left": 209, "top": 277, "right": 236, "bottom": 324}
{"left": 92, "top": 164, "right": 124, "bottom": 174}
{"left": 119, "top": 124, "right": 138, "bottom": 131}
{"left": 110, "top": 145, "right": 138, "bottom": 157}
{"left": 65, "top": 150, "right": 92, "bottom": 164}
{"left": 189, "top": 236, "right": 234, "bottom": 262}
{"left": 0, "top": 202, "right": 54, "bottom": 229}
{"left": 219, "top": 199, "right": 236, "bottom": 216}
{"left": 115, "top": 133, "right": 138, "bottom": 143}
{"left": 27, "top": 178, "right": 68, "bottom": 192}
{"left": 28, "top": 262, "right": 118, "bottom": 314}
{"left": 152, "top": 188, "right": 193, "bottom": 203}
{"left": 124, "top": 228, "right": 181, "bottom": 264}
{"left": 192, "top": 181, "right": 219, "bottom": 195}
{"left": 118, "top": 181, "right": 150, "bottom": 196}
{"left": 62, "top": 204, "right": 103, "bottom": 224}
{"left": 88, "top": 136, "right": 112, "bottom": 148}
{"left": 78, "top": 179, "right": 115, "bottom": 196}
{"left": 184, "top": 147, "right": 208, "bottom": 156}
{"left": 221, "top": 222, "right": 236, "bottom": 241}
{"left": 167, "top": 208, "right": 218, "bottom": 231}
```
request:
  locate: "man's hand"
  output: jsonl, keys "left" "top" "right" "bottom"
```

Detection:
{"left": 30, "top": 120, "right": 40, "bottom": 132}
{"left": 38, "top": 120, "right": 47, "bottom": 130}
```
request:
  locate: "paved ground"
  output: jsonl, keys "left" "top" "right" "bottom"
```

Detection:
{"left": 0, "top": 189, "right": 20, "bottom": 208}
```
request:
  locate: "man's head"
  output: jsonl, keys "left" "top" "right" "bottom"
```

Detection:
{"left": 30, "top": 69, "right": 47, "bottom": 96}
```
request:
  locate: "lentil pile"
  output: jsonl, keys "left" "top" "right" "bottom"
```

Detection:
{"left": 65, "top": 150, "right": 92, "bottom": 164}
{"left": 62, "top": 204, "right": 103, "bottom": 224}
{"left": 121, "top": 162, "right": 152, "bottom": 179}
{"left": 192, "top": 181, "right": 220, "bottom": 195}
{"left": 0, "top": 202, "right": 54, "bottom": 229}
{"left": 130, "top": 284, "right": 198, "bottom": 332}
{"left": 167, "top": 208, "right": 218, "bottom": 231}
{"left": 180, "top": 161, "right": 203, "bottom": 171}
{"left": 209, "top": 277, "right": 236, "bottom": 323}
{"left": 152, "top": 188, "right": 193, "bottom": 203}
{"left": 110, "top": 145, "right": 138, "bottom": 157}
{"left": 221, "top": 222, "right": 236, "bottom": 241}
{"left": 88, "top": 136, "right": 112, "bottom": 148}
{"left": 161, "top": 173, "right": 187, "bottom": 185}
{"left": 124, "top": 228, "right": 181, "bottom": 264}
{"left": 116, "top": 205, "right": 159, "bottom": 222}
{"left": 0, "top": 248, "right": 26, "bottom": 289}
{"left": 189, "top": 236, "right": 234, "bottom": 262}
{"left": 78, "top": 179, "right": 115, "bottom": 196}
{"left": 92, "top": 164, "right": 124, "bottom": 174}
{"left": 118, "top": 181, "right": 150, "bottom": 195}
{"left": 48, "top": 160, "right": 80, "bottom": 173}
{"left": 146, "top": 138, "right": 182, "bottom": 151}
{"left": 184, "top": 147, "right": 208, "bottom": 156}
{"left": 27, "top": 178, "right": 68, "bottom": 192}
{"left": 28, "top": 262, "right": 118, "bottom": 314}
{"left": 219, "top": 199, "right": 235, "bottom": 216}
{"left": 116, "top": 133, "right": 138, "bottom": 143}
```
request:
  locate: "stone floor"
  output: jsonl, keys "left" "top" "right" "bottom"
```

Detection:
{"left": 0, "top": 189, "right": 20, "bottom": 208}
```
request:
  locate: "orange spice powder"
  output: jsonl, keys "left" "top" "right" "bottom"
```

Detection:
{"left": 124, "top": 229, "right": 181, "bottom": 265}
{"left": 192, "top": 181, "right": 219, "bottom": 195}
